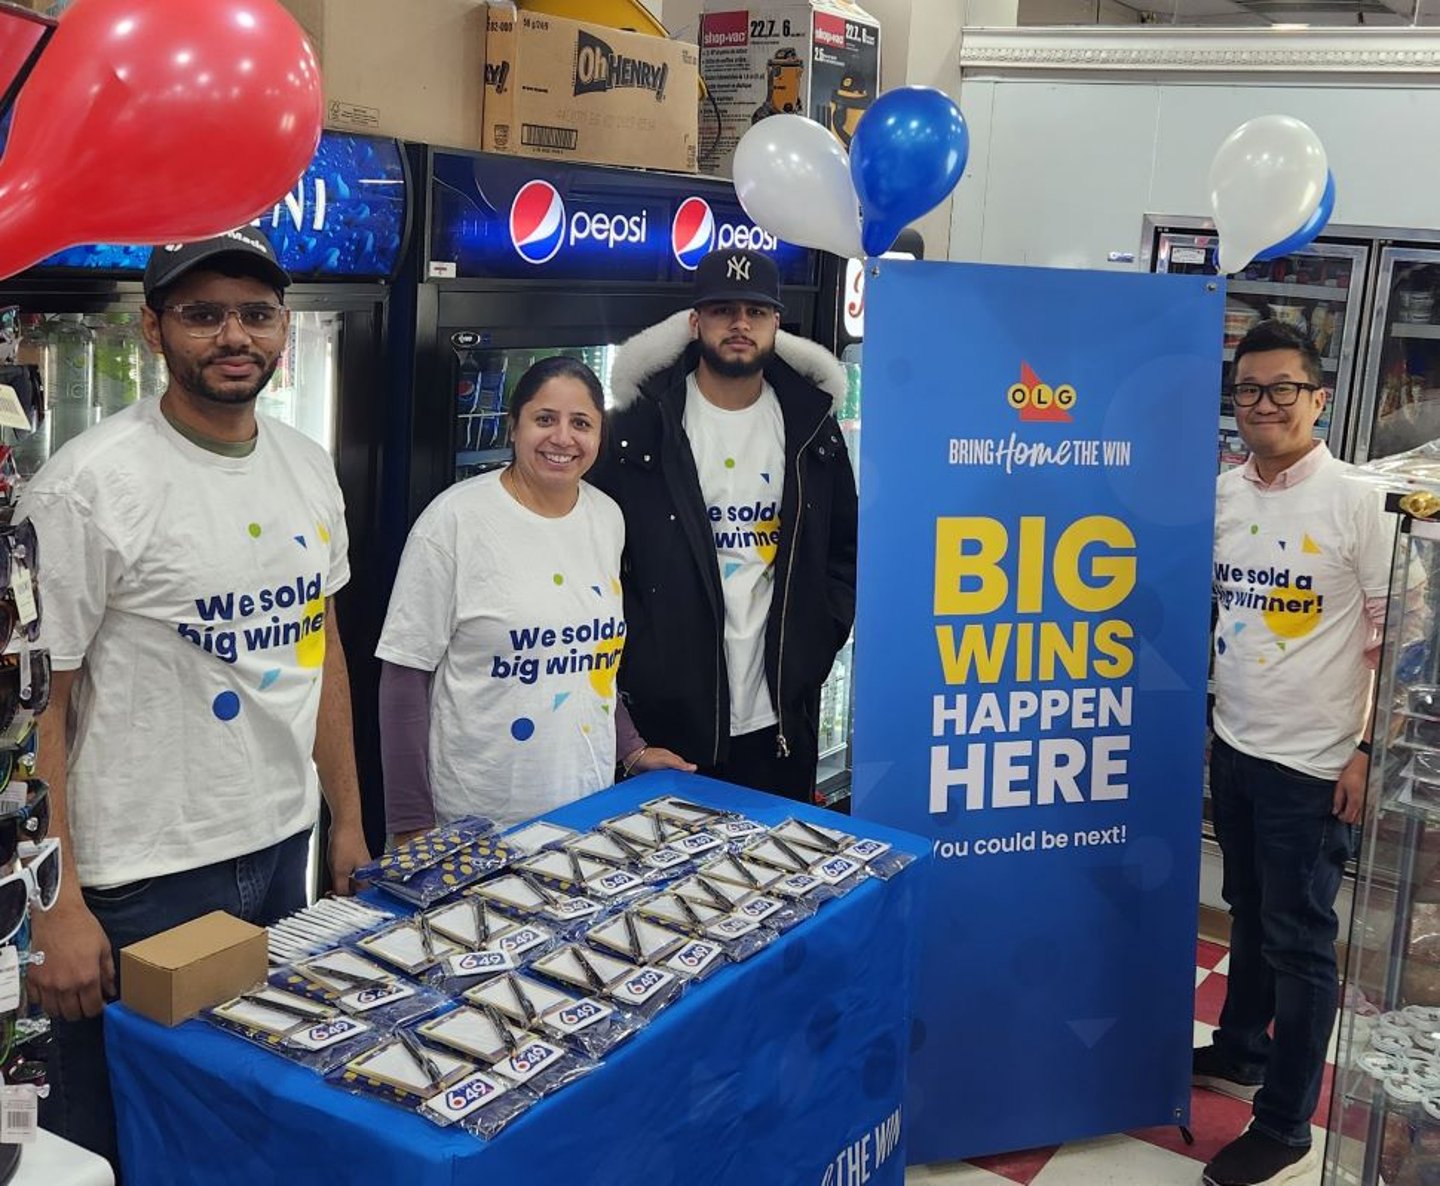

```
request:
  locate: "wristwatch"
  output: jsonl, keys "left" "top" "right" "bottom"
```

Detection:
{"left": 1356, "top": 739, "right": 1373, "bottom": 756}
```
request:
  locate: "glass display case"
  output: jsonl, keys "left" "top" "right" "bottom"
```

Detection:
{"left": 1325, "top": 481, "right": 1440, "bottom": 1186}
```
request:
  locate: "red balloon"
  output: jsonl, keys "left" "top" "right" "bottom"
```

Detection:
{"left": 0, "top": 0, "right": 322, "bottom": 280}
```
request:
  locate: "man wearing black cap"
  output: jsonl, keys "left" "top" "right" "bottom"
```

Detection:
{"left": 591, "top": 248, "right": 857, "bottom": 800}
{"left": 19, "top": 228, "right": 371, "bottom": 1168}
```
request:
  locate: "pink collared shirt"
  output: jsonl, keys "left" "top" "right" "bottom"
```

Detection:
{"left": 1235, "top": 441, "right": 1387, "bottom": 667}
{"left": 1237, "top": 440, "right": 1331, "bottom": 491}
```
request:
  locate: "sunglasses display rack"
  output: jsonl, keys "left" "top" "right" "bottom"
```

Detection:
{"left": 0, "top": 342, "right": 59, "bottom": 1180}
{"left": 203, "top": 796, "right": 913, "bottom": 1142}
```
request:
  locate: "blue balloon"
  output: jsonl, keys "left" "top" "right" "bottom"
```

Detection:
{"left": 850, "top": 87, "right": 968, "bottom": 258}
{"left": 1253, "top": 170, "right": 1336, "bottom": 262}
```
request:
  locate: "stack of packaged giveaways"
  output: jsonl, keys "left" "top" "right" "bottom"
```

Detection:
{"left": 201, "top": 793, "right": 913, "bottom": 1139}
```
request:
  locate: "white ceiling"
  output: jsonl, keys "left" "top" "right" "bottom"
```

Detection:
{"left": 1118, "top": 0, "right": 1434, "bottom": 25}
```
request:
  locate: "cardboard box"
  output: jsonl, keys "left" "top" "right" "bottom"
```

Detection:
{"left": 120, "top": 911, "right": 267, "bottom": 1027}
{"left": 484, "top": 4, "right": 699, "bottom": 172}
{"left": 279, "top": 0, "right": 488, "bottom": 148}
{"left": 698, "top": 1, "right": 880, "bottom": 176}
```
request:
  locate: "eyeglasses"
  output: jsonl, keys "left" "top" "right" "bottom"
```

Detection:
{"left": 1227, "top": 381, "right": 1322, "bottom": 408}
{"left": 0, "top": 781, "right": 48, "bottom": 868}
{"left": 0, "top": 837, "right": 61, "bottom": 945}
{"left": 162, "top": 302, "right": 287, "bottom": 339}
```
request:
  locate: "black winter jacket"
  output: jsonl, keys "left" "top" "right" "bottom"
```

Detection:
{"left": 588, "top": 311, "right": 858, "bottom": 772}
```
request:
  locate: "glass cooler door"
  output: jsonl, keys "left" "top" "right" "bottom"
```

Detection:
{"left": 1325, "top": 494, "right": 1440, "bottom": 1186}
{"left": 1353, "top": 247, "right": 1440, "bottom": 465}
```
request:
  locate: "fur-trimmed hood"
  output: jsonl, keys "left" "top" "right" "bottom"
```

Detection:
{"left": 608, "top": 310, "right": 847, "bottom": 414}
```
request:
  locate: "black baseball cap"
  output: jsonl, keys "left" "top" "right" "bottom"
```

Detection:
{"left": 692, "top": 249, "right": 784, "bottom": 312}
{"left": 142, "top": 227, "right": 291, "bottom": 299}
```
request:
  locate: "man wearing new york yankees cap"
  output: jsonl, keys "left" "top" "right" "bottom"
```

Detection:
{"left": 19, "top": 229, "right": 370, "bottom": 1169}
{"left": 591, "top": 248, "right": 857, "bottom": 801}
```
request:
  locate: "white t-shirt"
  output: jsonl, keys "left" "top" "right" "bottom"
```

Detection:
{"left": 1212, "top": 448, "right": 1392, "bottom": 779}
{"left": 376, "top": 471, "right": 626, "bottom": 829}
{"left": 683, "top": 373, "right": 785, "bottom": 735}
{"left": 20, "top": 397, "right": 350, "bottom": 887}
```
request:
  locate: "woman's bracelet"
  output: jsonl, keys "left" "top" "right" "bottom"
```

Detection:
{"left": 622, "top": 745, "right": 649, "bottom": 778}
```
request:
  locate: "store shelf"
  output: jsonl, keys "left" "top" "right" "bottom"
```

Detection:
{"left": 1390, "top": 322, "right": 1440, "bottom": 339}
{"left": 816, "top": 767, "right": 851, "bottom": 808}
{"left": 1228, "top": 280, "right": 1349, "bottom": 302}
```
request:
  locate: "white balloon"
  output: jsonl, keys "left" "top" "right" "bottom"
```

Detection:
{"left": 1209, "top": 115, "right": 1328, "bottom": 275}
{"left": 733, "top": 114, "right": 864, "bottom": 260}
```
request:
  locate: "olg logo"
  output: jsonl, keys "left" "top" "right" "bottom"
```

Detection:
{"left": 1007, "top": 362, "right": 1076, "bottom": 424}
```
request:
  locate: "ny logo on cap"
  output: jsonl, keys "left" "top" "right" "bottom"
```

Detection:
{"left": 726, "top": 255, "right": 751, "bottom": 281}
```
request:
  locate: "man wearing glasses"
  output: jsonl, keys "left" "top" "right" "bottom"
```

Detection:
{"left": 1195, "top": 320, "right": 1390, "bottom": 1186}
{"left": 18, "top": 229, "right": 370, "bottom": 1168}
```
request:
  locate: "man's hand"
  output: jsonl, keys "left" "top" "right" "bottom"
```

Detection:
{"left": 630, "top": 746, "right": 697, "bottom": 776}
{"left": 327, "top": 821, "right": 372, "bottom": 896}
{"left": 27, "top": 896, "right": 114, "bottom": 1021}
{"left": 1334, "top": 750, "right": 1368, "bottom": 825}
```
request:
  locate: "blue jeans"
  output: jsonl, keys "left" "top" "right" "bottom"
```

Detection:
{"left": 41, "top": 830, "right": 310, "bottom": 1175}
{"left": 1209, "top": 737, "right": 1353, "bottom": 1147}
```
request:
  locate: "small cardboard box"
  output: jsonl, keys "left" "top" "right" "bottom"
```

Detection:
{"left": 484, "top": 4, "right": 699, "bottom": 172}
{"left": 698, "top": 0, "right": 881, "bottom": 176}
{"left": 120, "top": 911, "right": 267, "bottom": 1027}
{"left": 279, "top": 0, "right": 488, "bottom": 148}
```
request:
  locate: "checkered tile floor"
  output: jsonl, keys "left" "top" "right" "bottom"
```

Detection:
{"left": 904, "top": 940, "right": 1332, "bottom": 1185}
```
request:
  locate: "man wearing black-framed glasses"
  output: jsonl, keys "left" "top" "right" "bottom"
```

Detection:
{"left": 1195, "top": 319, "right": 1394, "bottom": 1186}
{"left": 17, "top": 228, "right": 371, "bottom": 1171}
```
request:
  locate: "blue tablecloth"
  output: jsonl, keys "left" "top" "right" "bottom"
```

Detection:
{"left": 106, "top": 773, "right": 929, "bottom": 1186}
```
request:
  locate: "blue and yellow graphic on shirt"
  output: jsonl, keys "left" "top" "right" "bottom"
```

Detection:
{"left": 181, "top": 519, "right": 336, "bottom": 721}
{"left": 1214, "top": 532, "right": 1327, "bottom": 657}
{"left": 708, "top": 495, "right": 782, "bottom": 577}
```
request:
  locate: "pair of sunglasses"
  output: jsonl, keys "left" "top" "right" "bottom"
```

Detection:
{"left": 0, "top": 837, "right": 60, "bottom": 946}
{"left": 0, "top": 723, "right": 37, "bottom": 797}
{"left": 0, "top": 780, "right": 46, "bottom": 868}
{"left": 0, "top": 522, "right": 39, "bottom": 655}
{"left": 0, "top": 650, "right": 48, "bottom": 739}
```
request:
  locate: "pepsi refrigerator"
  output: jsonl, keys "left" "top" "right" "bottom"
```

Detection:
{"left": 388, "top": 146, "right": 869, "bottom": 805}
{"left": 0, "top": 130, "right": 410, "bottom": 863}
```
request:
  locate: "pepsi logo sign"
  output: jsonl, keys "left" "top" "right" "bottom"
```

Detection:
{"left": 509, "top": 180, "right": 567, "bottom": 265}
{"left": 671, "top": 196, "right": 779, "bottom": 271}
{"left": 672, "top": 196, "right": 715, "bottom": 270}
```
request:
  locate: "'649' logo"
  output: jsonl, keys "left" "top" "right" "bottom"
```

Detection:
{"left": 446, "top": 1076, "right": 500, "bottom": 1112}
{"left": 625, "top": 968, "right": 665, "bottom": 994}
{"left": 305, "top": 1019, "right": 358, "bottom": 1042}
{"left": 509, "top": 1042, "right": 555, "bottom": 1076}
{"left": 557, "top": 1000, "right": 605, "bottom": 1027}
{"left": 1007, "top": 362, "right": 1076, "bottom": 424}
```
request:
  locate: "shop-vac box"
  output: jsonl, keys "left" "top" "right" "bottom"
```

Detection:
{"left": 698, "top": 0, "right": 880, "bottom": 177}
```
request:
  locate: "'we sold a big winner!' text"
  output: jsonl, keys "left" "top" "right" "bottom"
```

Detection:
{"left": 927, "top": 513, "right": 1138, "bottom": 858}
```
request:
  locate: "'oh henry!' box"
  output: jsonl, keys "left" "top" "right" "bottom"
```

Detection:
{"left": 698, "top": 0, "right": 880, "bottom": 177}
{"left": 483, "top": 3, "right": 699, "bottom": 173}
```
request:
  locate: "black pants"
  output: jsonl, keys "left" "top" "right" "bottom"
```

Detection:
{"left": 700, "top": 724, "right": 817, "bottom": 803}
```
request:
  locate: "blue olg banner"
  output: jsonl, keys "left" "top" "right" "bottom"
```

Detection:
{"left": 852, "top": 261, "right": 1222, "bottom": 1164}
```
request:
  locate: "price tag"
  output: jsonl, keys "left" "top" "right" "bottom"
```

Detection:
{"left": 0, "top": 1086, "right": 37, "bottom": 1144}
{"left": 10, "top": 566, "right": 36, "bottom": 628}
{"left": 0, "top": 387, "right": 29, "bottom": 433}
{"left": 0, "top": 947, "right": 19, "bottom": 1014}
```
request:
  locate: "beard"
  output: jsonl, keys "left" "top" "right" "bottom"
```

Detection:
{"left": 699, "top": 336, "right": 775, "bottom": 379}
{"left": 168, "top": 348, "right": 279, "bottom": 406}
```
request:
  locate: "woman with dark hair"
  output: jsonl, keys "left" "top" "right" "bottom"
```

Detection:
{"left": 376, "top": 356, "right": 691, "bottom": 836}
